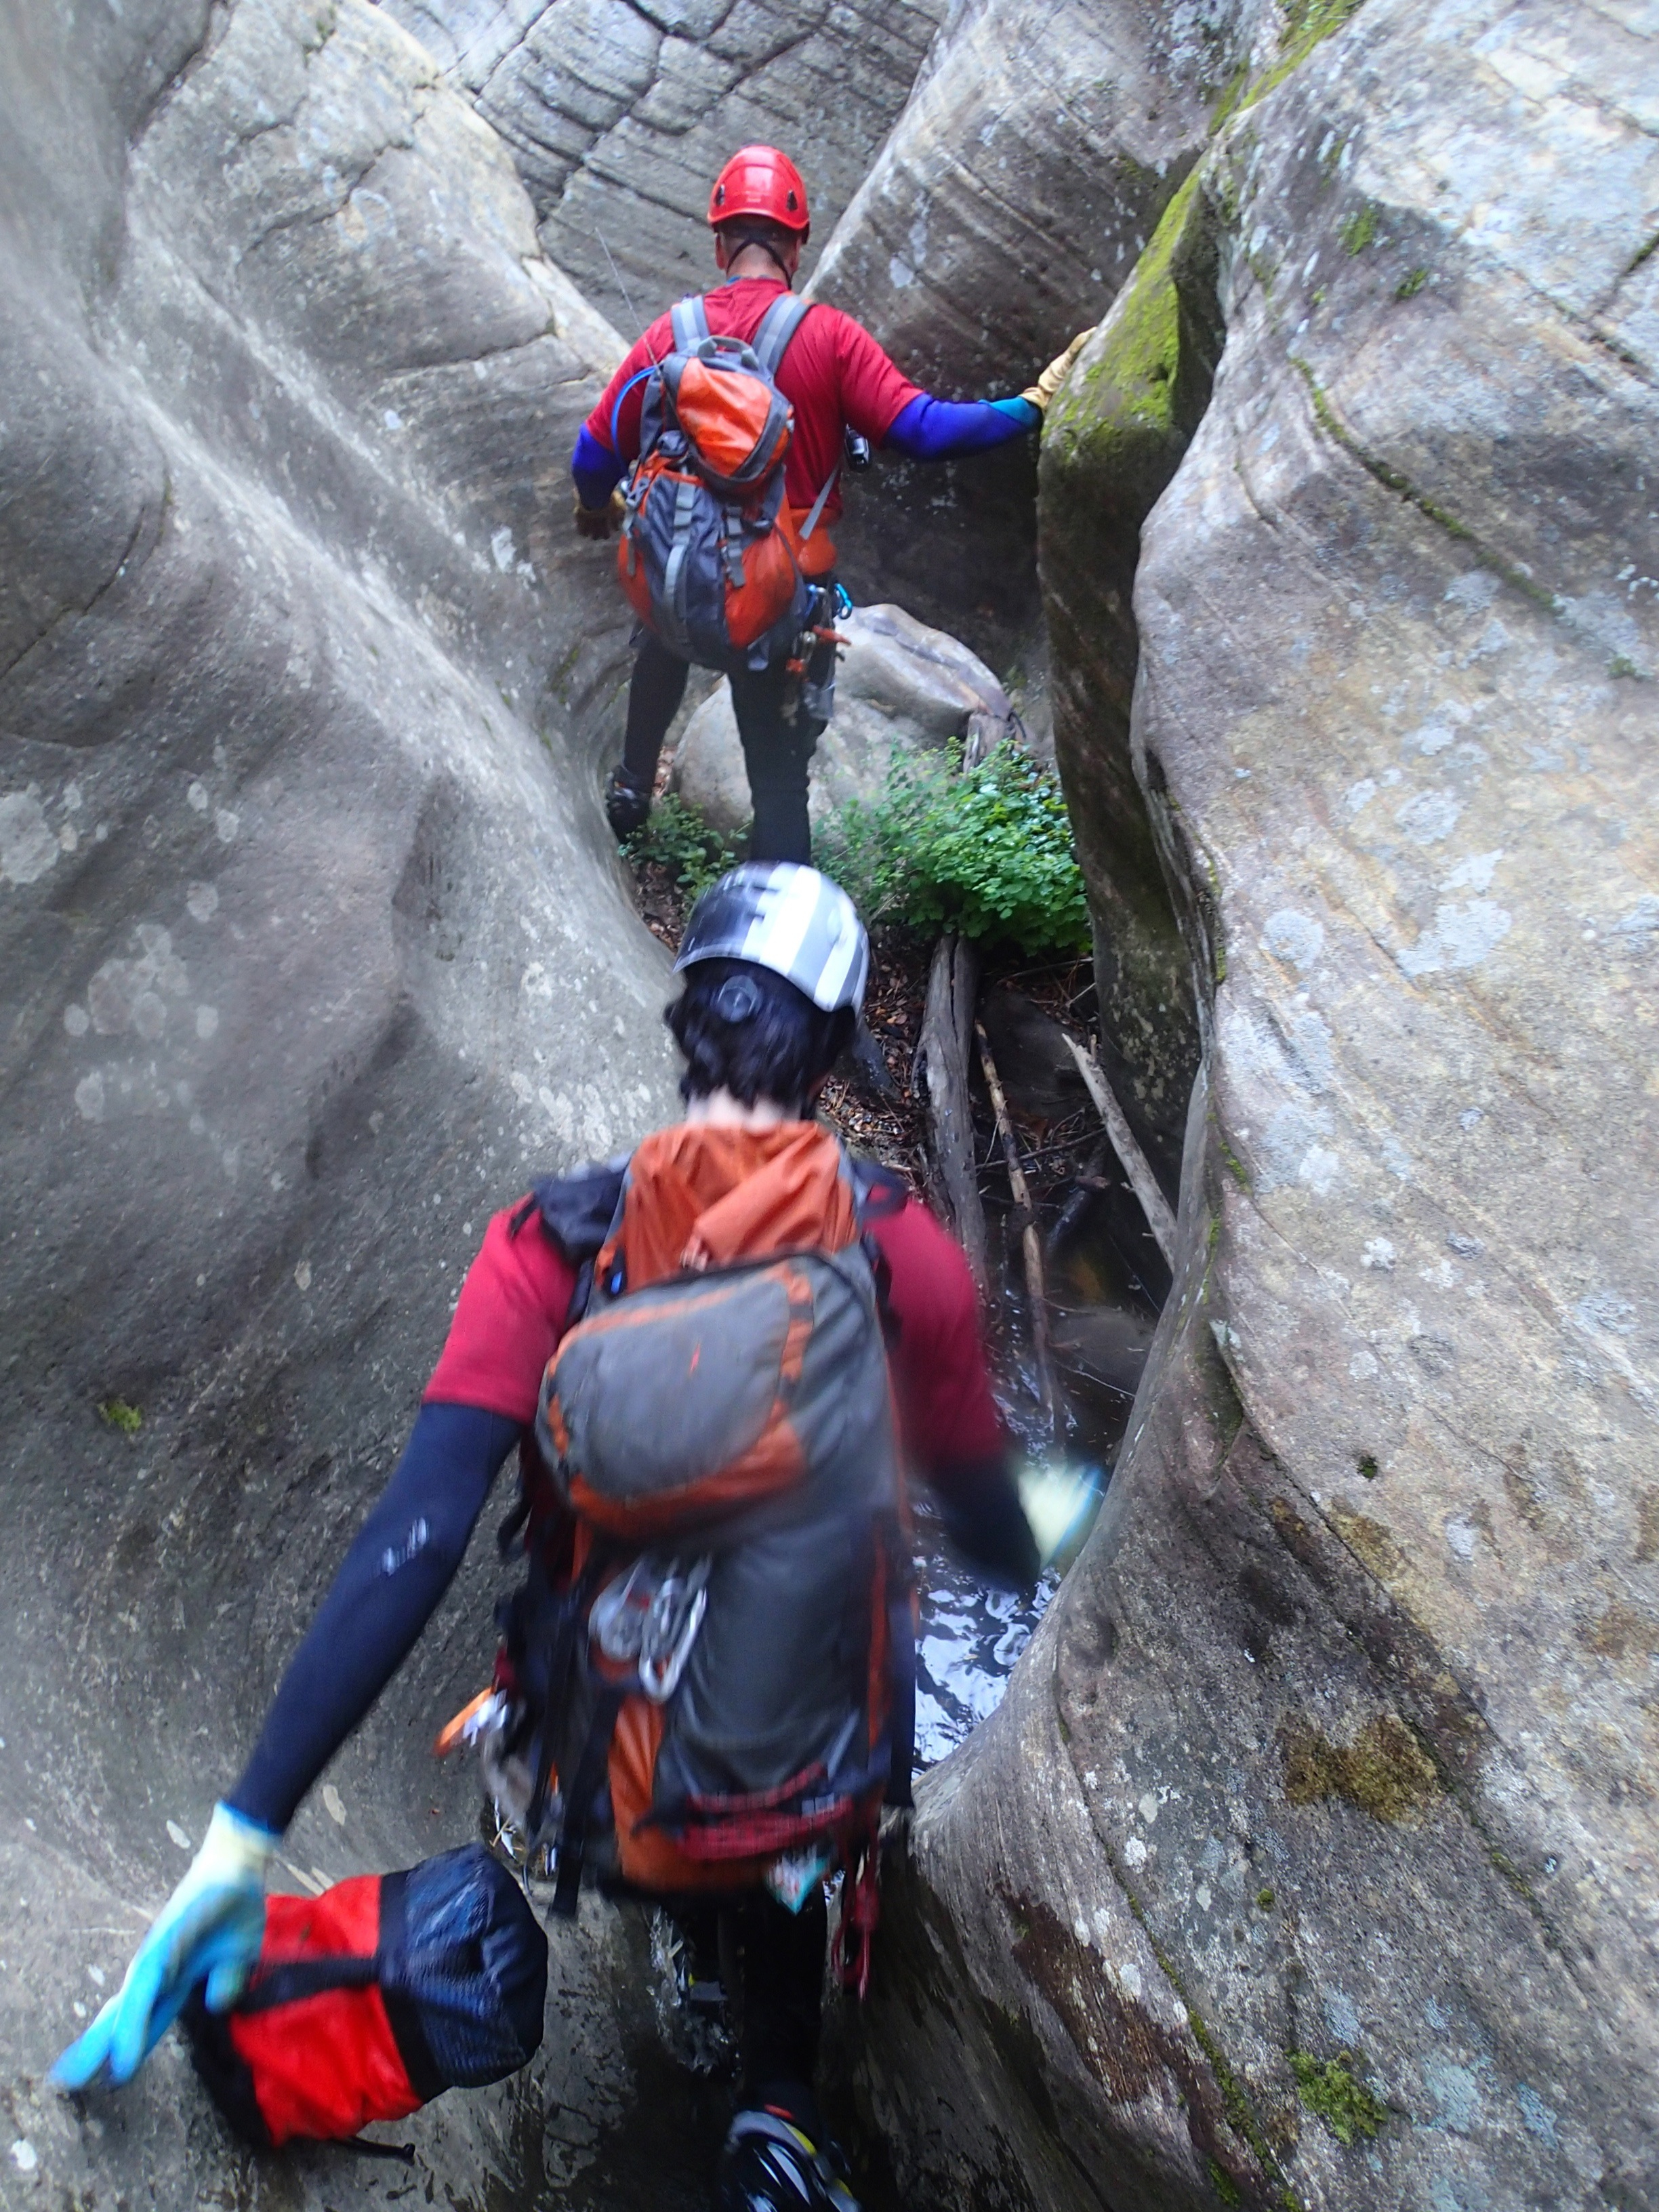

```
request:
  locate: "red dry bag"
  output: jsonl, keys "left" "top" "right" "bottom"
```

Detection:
{"left": 183, "top": 1844, "right": 546, "bottom": 2148}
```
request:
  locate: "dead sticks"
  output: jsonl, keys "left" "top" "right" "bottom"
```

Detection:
{"left": 975, "top": 1018, "right": 1061, "bottom": 1434}
{"left": 912, "top": 933, "right": 987, "bottom": 1287}
{"left": 1061, "top": 1032, "right": 1177, "bottom": 1267}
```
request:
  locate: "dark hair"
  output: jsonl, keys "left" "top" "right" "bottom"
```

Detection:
{"left": 716, "top": 218, "right": 799, "bottom": 266}
{"left": 666, "top": 958, "right": 855, "bottom": 1111}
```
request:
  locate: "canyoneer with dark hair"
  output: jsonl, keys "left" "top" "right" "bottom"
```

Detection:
{"left": 54, "top": 863, "right": 1037, "bottom": 2212}
{"left": 573, "top": 146, "right": 1090, "bottom": 864}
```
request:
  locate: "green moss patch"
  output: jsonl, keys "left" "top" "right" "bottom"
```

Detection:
{"left": 1288, "top": 2051, "right": 1385, "bottom": 2146}
{"left": 98, "top": 1397, "right": 143, "bottom": 1436}
{"left": 1338, "top": 202, "right": 1378, "bottom": 255}
{"left": 1045, "top": 166, "right": 1202, "bottom": 482}
{"left": 1281, "top": 1713, "right": 1439, "bottom": 1822}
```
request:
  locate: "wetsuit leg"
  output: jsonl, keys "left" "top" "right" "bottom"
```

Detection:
{"left": 718, "top": 1886, "right": 829, "bottom": 2105}
{"left": 730, "top": 658, "right": 817, "bottom": 864}
{"left": 622, "top": 634, "right": 691, "bottom": 786}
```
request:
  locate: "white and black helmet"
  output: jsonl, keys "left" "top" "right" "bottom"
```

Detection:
{"left": 675, "top": 862, "right": 869, "bottom": 1015}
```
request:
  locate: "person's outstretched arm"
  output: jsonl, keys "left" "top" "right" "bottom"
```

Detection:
{"left": 870, "top": 331, "right": 1094, "bottom": 465}
{"left": 53, "top": 1195, "right": 575, "bottom": 2091}
{"left": 228, "top": 1402, "right": 520, "bottom": 1832}
{"left": 881, "top": 391, "right": 1041, "bottom": 459}
{"left": 869, "top": 1197, "right": 1039, "bottom": 1591}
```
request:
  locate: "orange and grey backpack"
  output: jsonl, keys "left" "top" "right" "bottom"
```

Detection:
{"left": 616, "top": 293, "right": 834, "bottom": 672}
{"left": 485, "top": 1123, "right": 908, "bottom": 1978}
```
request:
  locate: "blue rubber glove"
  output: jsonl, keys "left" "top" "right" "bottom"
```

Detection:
{"left": 51, "top": 1803, "right": 276, "bottom": 2089}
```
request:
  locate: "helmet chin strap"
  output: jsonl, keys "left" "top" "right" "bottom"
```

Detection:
{"left": 723, "top": 230, "right": 796, "bottom": 286}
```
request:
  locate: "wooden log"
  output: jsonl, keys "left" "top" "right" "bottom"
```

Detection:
{"left": 910, "top": 933, "right": 986, "bottom": 1287}
{"left": 1060, "top": 1031, "right": 1178, "bottom": 1267}
{"left": 975, "top": 1018, "right": 1061, "bottom": 1435}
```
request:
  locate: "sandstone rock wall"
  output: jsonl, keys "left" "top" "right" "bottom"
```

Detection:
{"left": 372, "top": 0, "right": 948, "bottom": 332}
{"left": 806, "top": 0, "right": 1276, "bottom": 663}
{"left": 845, "top": 0, "right": 1659, "bottom": 2204}
{"left": 0, "top": 2, "right": 685, "bottom": 2201}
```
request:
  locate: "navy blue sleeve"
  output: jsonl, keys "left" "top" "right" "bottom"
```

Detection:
{"left": 572, "top": 423, "right": 626, "bottom": 509}
{"left": 931, "top": 1451, "right": 1040, "bottom": 1592}
{"left": 228, "top": 1403, "right": 521, "bottom": 1835}
{"left": 882, "top": 393, "right": 1041, "bottom": 462}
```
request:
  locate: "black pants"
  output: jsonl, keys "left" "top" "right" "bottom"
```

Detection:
{"left": 671, "top": 1888, "right": 827, "bottom": 2105}
{"left": 622, "top": 634, "right": 823, "bottom": 867}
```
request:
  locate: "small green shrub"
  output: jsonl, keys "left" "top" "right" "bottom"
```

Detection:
{"left": 623, "top": 794, "right": 745, "bottom": 900}
{"left": 98, "top": 1398, "right": 143, "bottom": 1436}
{"left": 818, "top": 741, "right": 1090, "bottom": 957}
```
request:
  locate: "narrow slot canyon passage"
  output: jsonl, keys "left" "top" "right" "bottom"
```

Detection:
{"left": 3, "top": 0, "right": 1656, "bottom": 2207}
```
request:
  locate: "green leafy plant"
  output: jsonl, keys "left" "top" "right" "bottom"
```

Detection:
{"left": 623, "top": 794, "right": 745, "bottom": 900}
{"left": 818, "top": 741, "right": 1090, "bottom": 957}
{"left": 98, "top": 1397, "right": 143, "bottom": 1435}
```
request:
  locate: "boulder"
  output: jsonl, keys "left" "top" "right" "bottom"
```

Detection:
{"left": 0, "top": 1, "right": 688, "bottom": 2203}
{"left": 670, "top": 599, "right": 1015, "bottom": 834}
{"left": 842, "top": 0, "right": 1659, "bottom": 2205}
{"left": 371, "top": 0, "right": 949, "bottom": 331}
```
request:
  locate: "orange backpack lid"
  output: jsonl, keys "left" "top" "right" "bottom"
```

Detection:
{"left": 599, "top": 1120, "right": 857, "bottom": 1290}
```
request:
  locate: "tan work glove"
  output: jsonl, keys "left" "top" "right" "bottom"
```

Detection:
{"left": 1022, "top": 329, "right": 1094, "bottom": 411}
{"left": 573, "top": 487, "right": 626, "bottom": 540}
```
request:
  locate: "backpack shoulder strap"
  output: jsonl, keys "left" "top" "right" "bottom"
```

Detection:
{"left": 670, "top": 294, "right": 713, "bottom": 353}
{"left": 521, "top": 1157, "right": 629, "bottom": 1261}
{"left": 846, "top": 1150, "right": 908, "bottom": 1225}
{"left": 752, "top": 291, "right": 811, "bottom": 377}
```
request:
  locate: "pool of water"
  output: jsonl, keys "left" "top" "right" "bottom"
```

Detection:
{"left": 913, "top": 1542, "right": 1057, "bottom": 1769}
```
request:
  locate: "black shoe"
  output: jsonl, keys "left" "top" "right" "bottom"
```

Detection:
{"left": 716, "top": 2100, "right": 859, "bottom": 2212}
{"left": 605, "top": 763, "right": 653, "bottom": 840}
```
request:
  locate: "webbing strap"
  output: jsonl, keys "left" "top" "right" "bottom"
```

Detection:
{"left": 670, "top": 295, "right": 712, "bottom": 353}
{"left": 661, "top": 475, "right": 701, "bottom": 647}
{"left": 751, "top": 291, "right": 810, "bottom": 378}
{"left": 722, "top": 504, "right": 746, "bottom": 588}
{"left": 237, "top": 1954, "right": 380, "bottom": 2012}
{"left": 552, "top": 1685, "right": 625, "bottom": 1919}
{"left": 799, "top": 468, "right": 838, "bottom": 542}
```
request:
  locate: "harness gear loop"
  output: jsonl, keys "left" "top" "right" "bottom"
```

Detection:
{"left": 830, "top": 1835, "right": 881, "bottom": 2001}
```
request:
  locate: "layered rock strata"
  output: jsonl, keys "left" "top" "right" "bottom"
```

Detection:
{"left": 372, "top": 0, "right": 949, "bottom": 330}
{"left": 806, "top": 0, "right": 1277, "bottom": 661}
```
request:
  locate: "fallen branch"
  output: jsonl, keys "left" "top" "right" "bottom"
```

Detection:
{"left": 975, "top": 1019, "right": 1061, "bottom": 1435}
{"left": 1061, "top": 1032, "right": 1178, "bottom": 1268}
{"left": 912, "top": 933, "right": 987, "bottom": 1287}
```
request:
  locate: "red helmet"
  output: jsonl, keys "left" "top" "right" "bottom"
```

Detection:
{"left": 708, "top": 146, "right": 810, "bottom": 237}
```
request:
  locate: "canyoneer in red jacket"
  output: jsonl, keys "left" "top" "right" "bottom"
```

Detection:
{"left": 572, "top": 145, "right": 1090, "bottom": 865}
{"left": 56, "top": 862, "right": 1036, "bottom": 2212}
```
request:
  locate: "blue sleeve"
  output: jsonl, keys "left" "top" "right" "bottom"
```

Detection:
{"left": 882, "top": 393, "right": 1041, "bottom": 462}
{"left": 572, "top": 422, "right": 626, "bottom": 509}
{"left": 227, "top": 1403, "right": 521, "bottom": 1834}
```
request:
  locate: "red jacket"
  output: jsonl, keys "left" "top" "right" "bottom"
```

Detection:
{"left": 586, "top": 277, "right": 922, "bottom": 531}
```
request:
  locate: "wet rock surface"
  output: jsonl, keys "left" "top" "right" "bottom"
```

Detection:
{"left": 807, "top": 0, "right": 1276, "bottom": 663}
{"left": 848, "top": 0, "right": 1659, "bottom": 2204}
{"left": 1, "top": 0, "right": 684, "bottom": 2201}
